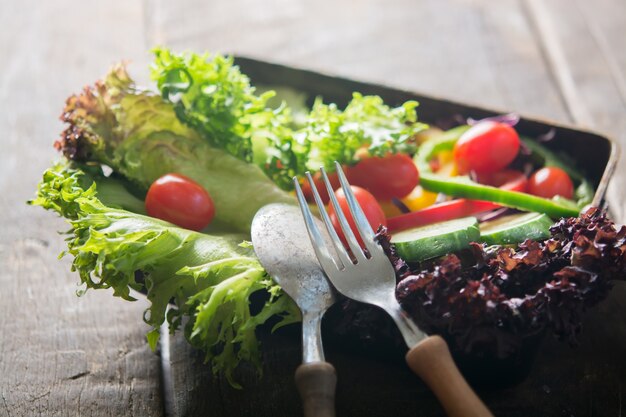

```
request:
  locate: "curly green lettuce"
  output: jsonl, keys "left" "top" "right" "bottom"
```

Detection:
{"left": 150, "top": 48, "right": 429, "bottom": 184}
{"left": 151, "top": 48, "right": 305, "bottom": 189}
{"left": 54, "top": 63, "right": 294, "bottom": 232}
{"left": 30, "top": 163, "right": 299, "bottom": 387}
{"left": 298, "top": 93, "right": 427, "bottom": 171}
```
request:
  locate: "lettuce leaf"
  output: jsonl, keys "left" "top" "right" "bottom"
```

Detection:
{"left": 297, "top": 93, "right": 427, "bottom": 171}
{"left": 55, "top": 64, "right": 294, "bottom": 232}
{"left": 30, "top": 162, "right": 299, "bottom": 387}
{"left": 151, "top": 48, "right": 306, "bottom": 189}
{"left": 150, "top": 49, "right": 428, "bottom": 184}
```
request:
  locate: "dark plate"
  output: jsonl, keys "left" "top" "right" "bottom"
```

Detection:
{"left": 162, "top": 57, "right": 622, "bottom": 417}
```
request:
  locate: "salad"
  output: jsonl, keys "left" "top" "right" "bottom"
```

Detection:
{"left": 31, "top": 48, "right": 625, "bottom": 387}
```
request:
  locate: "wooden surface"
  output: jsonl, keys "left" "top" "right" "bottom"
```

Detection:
{"left": 0, "top": 1, "right": 162, "bottom": 416}
{"left": 1, "top": 0, "right": 625, "bottom": 416}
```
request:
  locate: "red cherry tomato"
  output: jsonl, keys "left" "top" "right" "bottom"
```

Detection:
{"left": 301, "top": 171, "right": 341, "bottom": 204}
{"left": 528, "top": 167, "right": 574, "bottom": 199}
{"left": 453, "top": 122, "right": 520, "bottom": 175}
{"left": 145, "top": 173, "right": 215, "bottom": 231}
{"left": 345, "top": 154, "right": 419, "bottom": 200}
{"left": 328, "top": 186, "right": 387, "bottom": 245}
{"left": 476, "top": 169, "right": 528, "bottom": 192}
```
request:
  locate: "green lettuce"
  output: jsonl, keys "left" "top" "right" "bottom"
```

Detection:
{"left": 30, "top": 163, "right": 299, "bottom": 387}
{"left": 55, "top": 63, "right": 294, "bottom": 232}
{"left": 151, "top": 49, "right": 429, "bottom": 184}
{"left": 297, "top": 93, "right": 427, "bottom": 171}
{"left": 151, "top": 48, "right": 305, "bottom": 189}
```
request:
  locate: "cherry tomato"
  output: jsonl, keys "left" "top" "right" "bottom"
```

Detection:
{"left": 453, "top": 122, "right": 520, "bottom": 175}
{"left": 145, "top": 173, "right": 215, "bottom": 231}
{"left": 528, "top": 167, "right": 574, "bottom": 199}
{"left": 476, "top": 169, "right": 528, "bottom": 192}
{"left": 345, "top": 154, "right": 419, "bottom": 200}
{"left": 301, "top": 171, "right": 341, "bottom": 204}
{"left": 328, "top": 186, "right": 387, "bottom": 245}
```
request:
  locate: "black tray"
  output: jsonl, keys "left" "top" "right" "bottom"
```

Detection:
{"left": 162, "top": 57, "right": 622, "bottom": 417}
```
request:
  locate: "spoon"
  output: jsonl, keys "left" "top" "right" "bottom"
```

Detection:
{"left": 251, "top": 203, "right": 338, "bottom": 417}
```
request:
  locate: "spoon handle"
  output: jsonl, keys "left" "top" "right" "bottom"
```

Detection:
{"left": 295, "top": 361, "right": 337, "bottom": 417}
{"left": 405, "top": 335, "right": 493, "bottom": 417}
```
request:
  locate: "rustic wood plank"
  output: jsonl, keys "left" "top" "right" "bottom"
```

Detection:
{"left": 0, "top": 1, "right": 163, "bottom": 415}
{"left": 147, "top": 0, "right": 569, "bottom": 122}
{"left": 525, "top": 0, "right": 626, "bottom": 223}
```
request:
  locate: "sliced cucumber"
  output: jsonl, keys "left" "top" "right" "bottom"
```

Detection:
{"left": 479, "top": 212, "right": 553, "bottom": 245}
{"left": 391, "top": 217, "right": 480, "bottom": 262}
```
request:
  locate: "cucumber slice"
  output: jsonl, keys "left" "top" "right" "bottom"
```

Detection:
{"left": 479, "top": 212, "right": 553, "bottom": 245}
{"left": 391, "top": 217, "right": 480, "bottom": 262}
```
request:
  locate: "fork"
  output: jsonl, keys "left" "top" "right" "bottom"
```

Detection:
{"left": 294, "top": 162, "right": 494, "bottom": 417}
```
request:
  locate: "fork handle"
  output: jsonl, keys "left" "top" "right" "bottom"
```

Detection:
{"left": 406, "top": 335, "right": 494, "bottom": 417}
{"left": 295, "top": 361, "right": 337, "bottom": 417}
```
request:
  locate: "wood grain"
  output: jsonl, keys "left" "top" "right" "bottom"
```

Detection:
{"left": 525, "top": 0, "right": 626, "bottom": 223}
{"left": 0, "top": 1, "right": 163, "bottom": 415}
{"left": 147, "top": 0, "right": 569, "bottom": 121}
{"left": 405, "top": 336, "right": 493, "bottom": 417}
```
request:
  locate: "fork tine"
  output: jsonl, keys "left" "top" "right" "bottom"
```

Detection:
{"left": 334, "top": 162, "right": 381, "bottom": 256}
{"left": 293, "top": 178, "right": 344, "bottom": 273}
{"left": 320, "top": 167, "right": 368, "bottom": 263}
{"left": 304, "top": 172, "right": 354, "bottom": 268}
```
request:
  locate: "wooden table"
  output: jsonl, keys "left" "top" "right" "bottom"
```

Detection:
{"left": 1, "top": 0, "right": 625, "bottom": 415}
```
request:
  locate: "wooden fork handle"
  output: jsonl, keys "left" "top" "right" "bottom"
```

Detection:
{"left": 295, "top": 361, "right": 337, "bottom": 417}
{"left": 406, "top": 335, "right": 494, "bottom": 417}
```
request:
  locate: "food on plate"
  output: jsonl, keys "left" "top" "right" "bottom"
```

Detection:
{"left": 31, "top": 47, "right": 620, "bottom": 387}
{"left": 453, "top": 121, "right": 520, "bottom": 174}
{"left": 388, "top": 199, "right": 503, "bottom": 233}
{"left": 301, "top": 170, "right": 340, "bottom": 204}
{"left": 475, "top": 169, "right": 528, "bottom": 191}
{"left": 478, "top": 212, "right": 553, "bottom": 245}
{"left": 345, "top": 153, "right": 419, "bottom": 200}
{"left": 389, "top": 208, "right": 626, "bottom": 360}
{"left": 527, "top": 167, "right": 574, "bottom": 199}
{"left": 54, "top": 60, "right": 293, "bottom": 233}
{"left": 32, "top": 163, "right": 301, "bottom": 386}
{"left": 145, "top": 173, "right": 215, "bottom": 231}
{"left": 327, "top": 185, "right": 387, "bottom": 244}
{"left": 390, "top": 217, "right": 480, "bottom": 262}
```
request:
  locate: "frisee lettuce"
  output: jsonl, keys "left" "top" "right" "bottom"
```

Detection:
{"left": 151, "top": 47, "right": 306, "bottom": 189}
{"left": 30, "top": 163, "right": 299, "bottom": 387}
{"left": 298, "top": 93, "right": 427, "bottom": 171}
{"left": 150, "top": 48, "right": 428, "bottom": 184}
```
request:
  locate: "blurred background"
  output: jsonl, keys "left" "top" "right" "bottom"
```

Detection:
{"left": 1, "top": 0, "right": 625, "bottom": 415}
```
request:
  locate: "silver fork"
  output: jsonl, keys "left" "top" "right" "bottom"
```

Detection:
{"left": 294, "top": 162, "right": 493, "bottom": 417}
